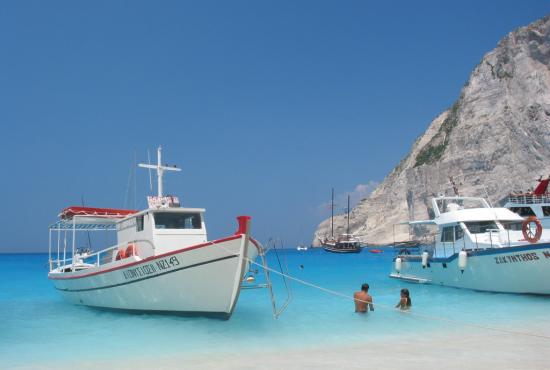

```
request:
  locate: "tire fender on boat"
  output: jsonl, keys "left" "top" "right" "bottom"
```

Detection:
{"left": 522, "top": 216, "right": 542, "bottom": 244}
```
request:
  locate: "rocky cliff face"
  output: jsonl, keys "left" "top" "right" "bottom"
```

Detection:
{"left": 314, "top": 14, "right": 550, "bottom": 246}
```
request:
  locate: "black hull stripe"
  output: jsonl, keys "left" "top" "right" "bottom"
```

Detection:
{"left": 55, "top": 254, "right": 238, "bottom": 292}
{"left": 322, "top": 247, "right": 361, "bottom": 253}
{"left": 398, "top": 242, "right": 550, "bottom": 263}
{"left": 89, "top": 306, "right": 231, "bottom": 320}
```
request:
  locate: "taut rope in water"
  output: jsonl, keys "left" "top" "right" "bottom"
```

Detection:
{"left": 237, "top": 245, "right": 550, "bottom": 341}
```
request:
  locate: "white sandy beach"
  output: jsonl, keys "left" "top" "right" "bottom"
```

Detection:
{"left": 19, "top": 325, "right": 550, "bottom": 370}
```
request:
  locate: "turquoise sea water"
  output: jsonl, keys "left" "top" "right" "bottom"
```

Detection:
{"left": 1, "top": 249, "right": 549, "bottom": 367}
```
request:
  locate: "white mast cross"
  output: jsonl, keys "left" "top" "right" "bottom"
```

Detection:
{"left": 138, "top": 146, "right": 181, "bottom": 197}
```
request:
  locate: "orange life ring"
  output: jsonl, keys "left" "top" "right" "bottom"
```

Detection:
{"left": 115, "top": 248, "right": 127, "bottom": 261}
{"left": 126, "top": 243, "right": 137, "bottom": 257}
{"left": 522, "top": 216, "right": 542, "bottom": 244}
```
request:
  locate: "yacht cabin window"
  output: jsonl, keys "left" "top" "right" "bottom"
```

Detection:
{"left": 463, "top": 221, "right": 499, "bottom": 234}
{"left": 454, "top": 225, "right": 464, "bottom": 240}
{"left": 436, "top": 198, "right": 489, "bottom": 214}
{"left": 441, "top": 225, "right": 463, "bottom": 242}
{"left": 441, "top": 227, "right": 454, "bottom": 242}
{"left": 542, "top": 206, "right": 550, "bottom": 217}
{"left": 154, "top": 212, "right": 202, "bottom": 230}
{"left": 502, "top": 221, "right": 522, "bottom": 231}
{"left": 509, "top": 207, "right": 536, "bottom": 217}
{"left": 136, "top": 215, "right": 144, "bottom": 232}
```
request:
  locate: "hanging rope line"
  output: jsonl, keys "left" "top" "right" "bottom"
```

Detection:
{"left": 230, "top": 240, "right": 550, "bottom": 341}
{"left": 271, "top": 239, "right": 291, "bottom": 296}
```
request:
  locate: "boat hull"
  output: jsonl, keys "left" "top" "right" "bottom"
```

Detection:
{"left": 49, "top": 235, "right": 254, "bottom": 318}
{"left": 390, "top": 243, "right": 550, "bottom": 294}
{"left": 322, "top": 245, "right": 362, "bottom": 253}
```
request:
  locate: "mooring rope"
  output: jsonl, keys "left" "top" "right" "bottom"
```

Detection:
{"left": 239, "top": 246, "right": 550, "bottom": 341}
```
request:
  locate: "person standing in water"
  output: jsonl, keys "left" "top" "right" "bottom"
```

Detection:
{"left": 396, "top": 288, "right": 412, "bottom": 310}
{"left": 354, "top": 283, "right": 374, "bottom": 313}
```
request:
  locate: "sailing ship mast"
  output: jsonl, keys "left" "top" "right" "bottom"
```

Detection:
{"left": 331, "top": 187, "right": 334, "bottom": 238}
{"left": 347, "top": 195, "right": 350, "bottom": 235}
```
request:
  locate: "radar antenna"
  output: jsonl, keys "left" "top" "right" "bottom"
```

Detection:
{"left": 138, "top": 146, "right": 181, "bottom": 197}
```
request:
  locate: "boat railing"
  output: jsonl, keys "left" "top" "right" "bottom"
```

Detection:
{"left": 415, "top": 227, "right": 519, "bottom": 259}
{"left": 397, "top": 216, "right": 541, "bottom": 260}
{"left": 507, "top": 193, "right": 550, "bottom": 204}
{"left": 50, "top": 239, "right": 155, "bottom": 272}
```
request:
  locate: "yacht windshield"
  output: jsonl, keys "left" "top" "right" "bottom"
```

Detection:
{"left": 463, "top": 221, "right": 499, "bottom": 234}
{"left": 501, "top": 221, "right": 523, "bottom": 231}
{"left": 154, "top": 212, "right": 202, "bottom": 229}
{"left": 436, "top": 198, "right": 489, "bottom": 214}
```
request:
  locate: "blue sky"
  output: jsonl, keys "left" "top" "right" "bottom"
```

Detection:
{"left": 0, "top": 1, "right": 548, "bottom": 252}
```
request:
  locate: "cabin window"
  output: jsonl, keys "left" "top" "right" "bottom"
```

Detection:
{"left": 463, "top": 221, "right": 499, "bottom": 234}
{"left": 441, "top": 227, "right": 455, "bottom": 242}
{"left": 454, "top": 225, "right": 464, "bottom": 240}
{"left": 154, "top": 212, "right": 202, "bottom": 229}
{"left": 542, "top": 206, "right": 550, "bottom": 217}
{"left": 136, "top": 215, "right": 144, "bottom": 232}
{"left": 502, "top": 221, "right": 522, "bottom": 231}
{"left": 509, "top": 207, "right": 536, "bottom": 217}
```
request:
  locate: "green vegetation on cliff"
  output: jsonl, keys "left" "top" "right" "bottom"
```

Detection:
{"left": 414, "top": 100, "right": 461, "bottom": 167}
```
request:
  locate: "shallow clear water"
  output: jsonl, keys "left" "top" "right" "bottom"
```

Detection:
{"left": 1, "top": 249, "right": 549, "bottom": 367}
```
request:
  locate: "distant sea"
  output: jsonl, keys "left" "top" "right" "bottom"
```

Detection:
{"left": 1, "top": 249, "right": 549, "bottom": 368}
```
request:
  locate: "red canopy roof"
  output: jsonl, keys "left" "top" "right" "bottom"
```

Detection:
{"left": 60, "top": 206, "right": 138, "bottom": 220}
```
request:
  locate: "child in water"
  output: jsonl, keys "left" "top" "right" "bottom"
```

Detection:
{"left": 395, "top": 288, "right": 411, "bottom": 310}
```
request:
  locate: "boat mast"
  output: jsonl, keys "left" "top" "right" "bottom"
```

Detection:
{"left": 347, "top": 195, "right": 350, "bottom": 235}
{"left": 138, "top": 146, "right": 181, "bottom": 197}
{"left": 331, "top": 188, "right": 334, "bottom": 238}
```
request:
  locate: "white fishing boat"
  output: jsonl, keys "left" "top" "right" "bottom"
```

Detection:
{"left": 504, "top": 175, "right": 550, "bottom": 228}
{"left": 390, "top": 195, "right": 550, "bottom": 294}
{"left": 47, "top": 147, "right": 262, "bottom": 319}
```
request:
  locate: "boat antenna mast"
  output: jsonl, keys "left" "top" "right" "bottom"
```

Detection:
{"left": 331, "top": 188, "right": 334, "bottom": 238}
{"left": 138, "top": 146, "right": 181, "bottom": 197}
{"left": 347, "top": 194, "right": 350, "bottom": 235}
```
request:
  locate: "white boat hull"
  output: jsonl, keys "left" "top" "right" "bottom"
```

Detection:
{"left": 49, "top": 234, "right": 256, "bottom": 318}
{"left": 390, "top": 243, "right": 550, "bottom": 294}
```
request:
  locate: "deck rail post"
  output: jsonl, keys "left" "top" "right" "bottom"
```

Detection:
{"left": 72, "top": 218, "right": 76, "bottom": 270}
{"left": 48, "top": 229, "right": 52, "bottom": 271}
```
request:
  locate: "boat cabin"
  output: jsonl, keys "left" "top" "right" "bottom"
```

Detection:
{"left": 116, "top": 203, "right": 207, "bottom": 258}
{"left": 48, "top": 197, "right": 208, "bottom": 272}
{"left": 405, "top": 196, "right": 530, "bottom": 258}
{"left": 47, "top": 147, "right": 209, "bottom": 273}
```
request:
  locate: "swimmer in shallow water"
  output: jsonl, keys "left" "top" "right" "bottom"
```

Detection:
{"left": 353, "top": 283, "right": 374, "bottom": 313}
{"left": 395, "top": 288, "right": 412, "bottom": 310}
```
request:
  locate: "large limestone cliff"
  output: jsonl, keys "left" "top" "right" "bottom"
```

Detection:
{"left": 314, "top": 14, "right": 550, "bottom": 246}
